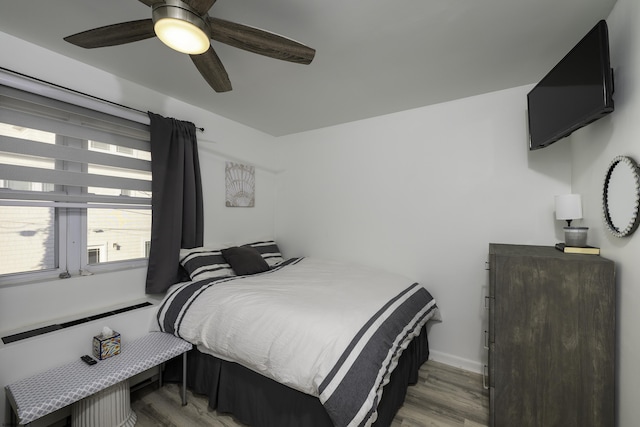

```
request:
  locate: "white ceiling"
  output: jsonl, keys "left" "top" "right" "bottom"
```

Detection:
{"left": 0, "top": 0, "right": 616, "bottom": 136}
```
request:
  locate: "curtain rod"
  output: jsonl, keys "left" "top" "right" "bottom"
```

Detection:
{"left": 0, "top": 67, "right": 205, "bottom": 132}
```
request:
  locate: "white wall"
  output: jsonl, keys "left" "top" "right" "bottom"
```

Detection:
{"left": 572, "top": 2, "right": 640, "bottom": 426}
{"left": 274, "top": 86, "right": 574, "bottom": 370}
{"left": 6, "top": 9, "right": 635, "bottom": 422}
{"left": 0, "top": 31, "right": 279, "bottom": 422}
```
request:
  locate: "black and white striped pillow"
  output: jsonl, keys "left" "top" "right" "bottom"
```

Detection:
{"left": 242, "top": 240, "right": 284, "bottom": 267}
{"left": 179, "top": 247, "right": 235, "bottom": 281}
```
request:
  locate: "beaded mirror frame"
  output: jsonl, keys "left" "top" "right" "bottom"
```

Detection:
{"left": 602, "top": 155, "right": 640, "bottom": 237}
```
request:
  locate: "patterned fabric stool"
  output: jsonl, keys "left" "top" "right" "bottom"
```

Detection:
{"left": 5, "top": 332, "right": 191, "bottom": 426}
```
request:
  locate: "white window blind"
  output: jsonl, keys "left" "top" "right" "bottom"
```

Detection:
{"left": 0, "top": 84, "right": 151, "bottom": 209}
{"left": 0, "top": 78, "right": 153, "bottom": 281}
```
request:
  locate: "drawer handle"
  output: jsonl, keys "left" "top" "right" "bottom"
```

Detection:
{"left": 482, "top": 364, "right": 489, "bottom": 390}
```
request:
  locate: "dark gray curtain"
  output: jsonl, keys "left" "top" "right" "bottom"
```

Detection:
{"left": 145, "top": 112, "right": 204, "bottom": 293}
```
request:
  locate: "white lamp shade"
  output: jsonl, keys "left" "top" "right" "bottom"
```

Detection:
{"left": 555, "top": 194, "right": 583, "bottom": 220}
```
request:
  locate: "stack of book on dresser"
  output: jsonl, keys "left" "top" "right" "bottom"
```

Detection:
{"left": 555, "top": 243, "right": 600, "bottom": 255}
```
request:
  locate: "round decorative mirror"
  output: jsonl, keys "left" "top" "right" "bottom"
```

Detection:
{"left": 602, "top": 155, "right": 640, "bottom": 237}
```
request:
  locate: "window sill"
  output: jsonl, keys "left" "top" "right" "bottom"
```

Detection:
{"left": 0, "top": 259, "right": 148, "bottom": 288}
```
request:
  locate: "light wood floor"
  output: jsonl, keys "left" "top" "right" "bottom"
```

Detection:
{"left": 130, "top": 360, "right": 489, "bottom": 427}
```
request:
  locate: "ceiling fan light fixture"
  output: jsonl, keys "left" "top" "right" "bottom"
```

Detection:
{"left": 153, "top": 0, "right": 211, "bottom": 55}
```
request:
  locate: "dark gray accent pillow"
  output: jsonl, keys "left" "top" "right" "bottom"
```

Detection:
{"left": 242, "top": 240, "right": 284, "bottom": 267}
{"left": 222, "top": 246, "right": 270, "bottom": 276}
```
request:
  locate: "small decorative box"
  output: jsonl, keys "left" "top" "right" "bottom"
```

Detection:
{"left": 92, "top": 331, "right": 121, "bottom": 360}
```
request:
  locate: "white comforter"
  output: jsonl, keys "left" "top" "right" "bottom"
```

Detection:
{"left": 153, "top": 257, "right": 439, "bottom": 427}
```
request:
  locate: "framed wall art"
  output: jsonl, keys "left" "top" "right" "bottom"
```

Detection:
{"left": 225, "top": 162, "right": 255, "bottom": 207}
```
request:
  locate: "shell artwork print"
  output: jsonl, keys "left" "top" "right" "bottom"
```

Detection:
{"left": 225, "top": 162, "right": 255, "bottom": 207}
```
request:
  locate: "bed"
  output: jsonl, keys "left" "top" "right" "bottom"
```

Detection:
{"left": 152, "top": 241, "right": 440, "bottom": 427}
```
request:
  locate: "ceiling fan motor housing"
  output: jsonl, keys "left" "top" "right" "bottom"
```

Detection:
{"left": 152, "top": 0, "right": 211, "bottom": 54}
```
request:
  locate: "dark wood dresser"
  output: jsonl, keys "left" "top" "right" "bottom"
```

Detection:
{"left": 487, "top": 243, "right": 615, "bottom": 427}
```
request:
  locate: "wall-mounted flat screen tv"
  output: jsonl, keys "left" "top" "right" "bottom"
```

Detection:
{"left": 527, "top": 20, "right": 614, "bottom": 150}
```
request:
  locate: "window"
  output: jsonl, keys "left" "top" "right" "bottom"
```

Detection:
{"left": 0, "top": 83, "right": 152, "bottom": 283}
{"left": 116, "top": 145, "right": 134, "bottom": 156}
{"left": 90, "top": 141, "right": 110, "bottom": 151}
{"left": 87, "top": 247, "right": 101, "bottom": 265}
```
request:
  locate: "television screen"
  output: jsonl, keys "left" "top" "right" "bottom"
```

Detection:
{"left": 527, "top": 20, "right": 614, "bottom": 150}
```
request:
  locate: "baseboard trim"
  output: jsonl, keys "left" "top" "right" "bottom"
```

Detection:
{"left": 429, "top": 349, "right": 484, "bottom": 374}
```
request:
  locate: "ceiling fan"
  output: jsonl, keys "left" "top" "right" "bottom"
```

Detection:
{"left": 64, "top": 0, "right": 316, "bottom": 92}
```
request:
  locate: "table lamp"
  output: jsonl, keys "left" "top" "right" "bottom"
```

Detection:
{"left": 555, "top": 194, "right": 588, "bottom": 247}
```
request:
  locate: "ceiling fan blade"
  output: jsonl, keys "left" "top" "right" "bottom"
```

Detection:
{"left": 208, "top": 17, "right": 315, "bottom": 64}
{"left": 191, "top": 47, "right": 232, "bottom": 92}
{"left": 64, "top": 19, "right": 155, "bottom": 48}
{"left": 184, "top": 0, "right": 217, "bottom": 16}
